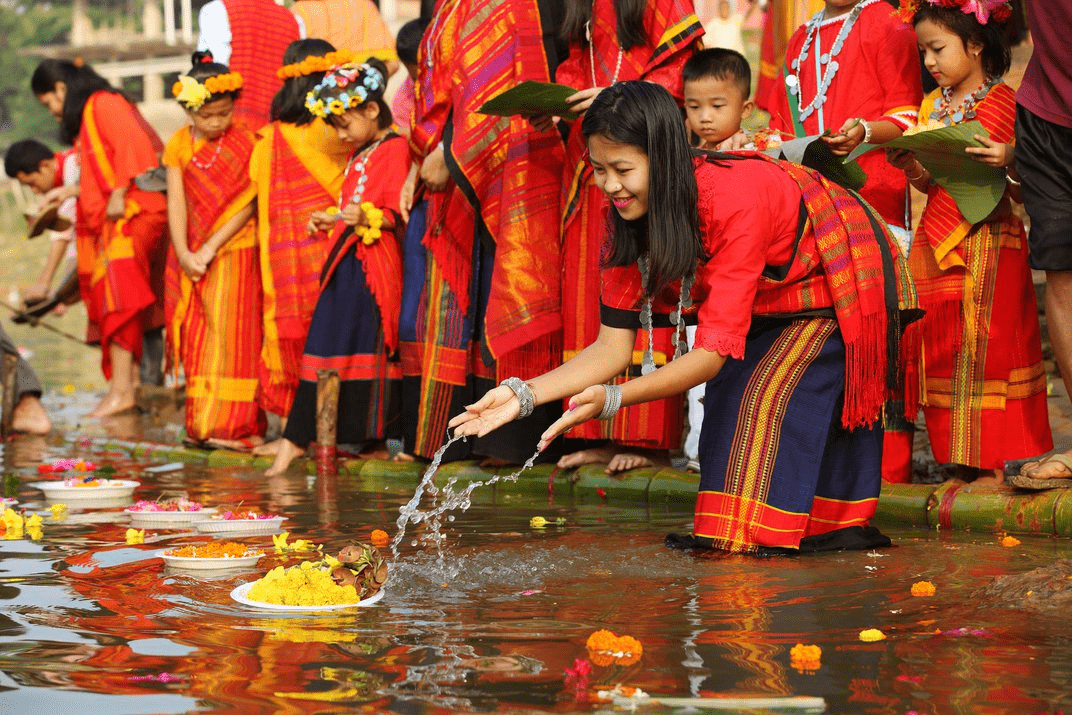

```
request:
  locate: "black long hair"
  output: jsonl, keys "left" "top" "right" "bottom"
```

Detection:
{"left": 581, "top": 82, "right": 702, "bottom": 297}
{"left": 561, "top": 0, "right": 648, "bottom": 52}
{"left": 270, "top": 38, "right": 336, "bottom": 125}
{"left": 31, "top": 58, "right": 118, "bottom": 145}
{"left": 914, "top": 5, "right": 1011, "bottom": 78}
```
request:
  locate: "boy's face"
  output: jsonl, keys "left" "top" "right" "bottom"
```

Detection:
{"left": 684, "top": 76, "right": 753, "bottom": 148}
{"left": 16, "top": 158, "right": 58, "bottom": 195}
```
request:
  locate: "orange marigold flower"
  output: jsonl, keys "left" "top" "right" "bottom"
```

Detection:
{"left": 1001, "top": 535, "right": 1021, "bottom": 547}
{"left": 616, "top": 635, "right": 642, "bottom": 657}
{"left": 911, "top": 581, "right": 936, "bottom": 597}
{"left": 370, "top": 529, "right": 389, "bottom": 547}
{"left": 789, "top": 643, "right": 822, "bottom": 672}
{"left": 586, "top": 629, "right": 619, "bottom": 653}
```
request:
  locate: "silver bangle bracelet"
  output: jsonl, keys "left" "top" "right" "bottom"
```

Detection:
{"left": 500, "top": 377, "right": 535, "bottom": 419}
{"left": 860, "top": 119, "right": 872, "bottom": 145}
{"left": 597, "top": 384, "right": 623, "bottom": 421}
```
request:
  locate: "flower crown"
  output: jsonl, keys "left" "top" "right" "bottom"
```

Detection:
{"left": 277, "top": 50, "right": 361, "bottom": 80}
{"left": 171, "top": 72, "right": 244, "bottom": 111}
{"left": 895, "top": 0, "right": 1012, "bottom": 25}
{"left": 304, "top": 63, "right": 384, "bottom": 119}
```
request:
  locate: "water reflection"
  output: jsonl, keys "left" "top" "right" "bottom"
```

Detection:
{"left": 1, "top": 436, "right": 1071, "bottom": 713}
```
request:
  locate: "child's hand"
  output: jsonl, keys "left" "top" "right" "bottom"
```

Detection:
{"left": 105, "top": 189, "right": 127, "bottom": 221}
{"left": 23, "top": 283, "right": 50, "bottom": 305}
{"left": 307, "top": 210, "right": 336, "bottom": 234}
{"left": 178, "top": 251, "right": 207, "bottom": 281}
{"left": 420, "top": 147, "right": 450, "bottom": 192}
{"left": 965, "top": 135, "right": 1013, "bottom": 167}
{"left": 526, "top": 114, "right": 556, "bottom": 132}
{"left": 43, "top": 185, "right": 76, "bottom": 206}
{"left": 400, "top": 164, "right": 418, "bottom": 221}
{"left": 715, "top": 130, "right": 749, "bottom": 151}
{"left": 566, "top": 87, "right": 602, "bottom": 115}
{"left": 822, "top": 117, "right": 867, "bottom": 156}
{"left": 193, "top": 244, "right": 217, "bottom": 268}
{"left": 338, "top": 202, "right": 366, "bottom": 228}
{"left": 885, "top": 148, "right": 917, "bottom": 171}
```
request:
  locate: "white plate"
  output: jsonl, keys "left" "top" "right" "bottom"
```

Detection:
{"left": 160, "top": 550, "right": 264, "bottom": 571}
{"left": 194, "top": 516, "right": 286, "bottom": 535}
{"left": 230, "top": 580, "right": 384, "bottom": 611}
{"left": 29, "top": 480, "right": 140, "bottom": 500}
{"left": 1, "top": 498, "right": 16, "bottom": 509}
{"left": 126, "top": 507, "right": 217, "bottom": 528}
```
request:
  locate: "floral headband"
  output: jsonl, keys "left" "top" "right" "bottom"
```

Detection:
{"left": 304, "top": 63, "right": 384, "bottom": 119}
{"left": 171, "top": 72, "right": 243, "bottom": 111}
{"left": 895, "top": 0, "right": 1012, "bottom": 25}
{"left": 277, "top": 50, "right": 361, "bottom": 80}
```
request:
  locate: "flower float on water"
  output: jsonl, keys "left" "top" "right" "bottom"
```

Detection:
{"left": 1001, "top": 535, "right": 1021, "bottom": 547}
{"left": 911, "top": 581, "right": 936, "bottom": 597}
{"left": 369, "top": 529, "right": 389, "bottom": 548}
{"left": 37, "top": 459, "right": 97, "bottom": 474}
{"left": 130, "top": 498, "right": 204, "bottom": 512}
{"left": 166, "top": 542, "right": 259, "bottom": 559}
{"left": 859, "top": 628, "right": 887, "bottom": 642}
{"left": 246, "top": 543, "right": 388, "bottom": 607}
{"left": 586, "top": 629, "right": 643, "bottom": 667}
{"left": 215, "top": 506, "right": 277, "bottom": 520}
{"left": 50, "top": 504, "right": 68, "bottom": 520}
{"left": 272, "top": 531, "right": 320, "bottom": 554}
{"left": 125, "top": 528, "right": 145, "bottom": 545}
{"left": 789, "top": 643, "right": 822, "bottom": 672}
{"left": 2, "top": 508, "right": 24, "bottom": 539}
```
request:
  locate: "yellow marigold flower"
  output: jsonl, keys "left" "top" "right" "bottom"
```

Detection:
{"left": 1001, "top": 535, "right": 1021, "bottom": 547}
{"left": 530, "top": 516, "right": 548, "bottom": 528}
{"left": 27, "top": 526, "right": 42, "bottom": 541}
{"left": 858, "top": 628, "right": 886, "bottom": 642}
{"left": 50, "top": 504, "right": 68, "bottom": 520}
{"left": 25, "top": 513, "right": 42, "bottom": 529}
{"left": 328, "top": 99, "right": 345, "bottom": 114}
{"left": 910, "top": 581, "right": 936, "bottom": 597}
{"left": 125, "top": 528, "right": 145, "bottom": 545}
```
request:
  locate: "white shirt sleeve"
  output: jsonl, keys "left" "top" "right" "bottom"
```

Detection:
{"left": 293, "top": 12, "right": 307, "bottom": 39}
{"left": 197, "top": 0, "right": 232, "bottom": 67}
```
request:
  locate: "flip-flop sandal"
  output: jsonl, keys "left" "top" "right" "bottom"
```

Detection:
{"left": 1007, "top": 453, "right": 1072, "bottom": 490}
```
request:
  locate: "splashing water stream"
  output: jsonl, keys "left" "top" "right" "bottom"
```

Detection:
{"left": 392, "top": 433, "right": 543, "bottom": 576}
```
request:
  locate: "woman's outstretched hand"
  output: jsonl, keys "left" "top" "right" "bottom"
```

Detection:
{"left": 448, "top": 385, "right": 521, "bottom": 438}
{"left": 537, "top": 385, "right": 607, "bottom": 452}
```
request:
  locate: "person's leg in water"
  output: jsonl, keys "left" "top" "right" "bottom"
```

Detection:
{"left": 0, "top": 324, "right": 51, "bottom": 434}
{"left": 89, "top": 343, "right": 137, "bottom": 417}
{"left": 140, "top": 327, "right": 165, "bottom": 387}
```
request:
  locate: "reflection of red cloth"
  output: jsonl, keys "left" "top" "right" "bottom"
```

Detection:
{"left": 76, "top": 91, "right": 166, "bottom": 378}
{"left": 769, "top": 1, "right": 922, "bottom": 228}
{"left": 223, "top": 0, "right": 300, "bottom": 130}
{"left": 555, "top": 0, "right": 702, "bottom": 446}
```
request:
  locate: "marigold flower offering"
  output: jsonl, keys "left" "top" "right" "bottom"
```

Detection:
{"left": 1001, "top": 535, "right": 1021, "bottom": 547}
{"left": 246, "top": 563, "right": 362, "bottom": 607}
{"left": 166, "top": 542, "right": 259, "bottom": 558}
{"left": 126, "top": 528, "right": 145, "bottom": 544}
{"left": 859, "top": 628, "right": 886, "bottom": 642}
{"left": 370, "top": 529, "right": 389, "bottom": 547}
{"left": 789, "top": 643, "right": 822, "bottom": 671}
{"left": 911, "top": 581, "right": 936, "bottom": 597}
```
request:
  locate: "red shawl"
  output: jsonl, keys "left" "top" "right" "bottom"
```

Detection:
{"left": 223, "top": 0, "right": 300, "bottom": 130}
{"left": 411, "top": 0, "right": 566, "bottom": 372}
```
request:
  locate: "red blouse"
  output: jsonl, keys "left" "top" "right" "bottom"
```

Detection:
{"left": 601, "top": 157, "right": 831, "bottom": 360}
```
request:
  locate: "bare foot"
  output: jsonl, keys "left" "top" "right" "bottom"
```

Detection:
{"left": 12, "top": 395, "right": 51, "bottom": 435}
{"left": 252, "top": 439, "right": 283, "bottom": 457}
{"left": 205, "top": 436, "right": 264, "bottom": 452}
{"left": 1020, "top": 452, "right": 1072, "bottom": 480}
{"left": 557, "top": 445, "right": 617, "bottom": 470}
{"left": 605, "top": 449, "right": 671, "bottom": 475}
{"left": 265, "top": 439, "right": 305, "bottom": 476}
{"left": 358, "top": 440, "right": 391, "bottom": 460}
{"left": 87, "top": 389, "right": 136, "bottom": 418}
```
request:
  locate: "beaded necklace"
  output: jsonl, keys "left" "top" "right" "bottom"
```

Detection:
{"left": 587, "top": 19, "right": 623, "bottom": 88}
{"left": 931, "top": 76, "right": 1001, "bottom": 125}
{"left": 786, "top": 0, "right": 876, "bottom": 128}
{"left": 637, "top": 255, "right": 694, "bottom": 375}
{"left": 341, "top": 134, "right": 388, "bottom": 209}
{"left": 423, "top": 0, "right": 462, "bottom": 70}
{"left": 189, "top": 128, "right": 225, "bottom": 171}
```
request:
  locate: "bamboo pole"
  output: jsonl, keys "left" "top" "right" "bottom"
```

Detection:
{"left": 1, "top": 352, "right": 18, "bottom": 437}
{"left": 314, "top": 369, "right": 340, "bottom": 476}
